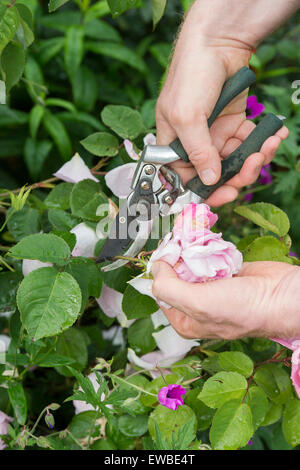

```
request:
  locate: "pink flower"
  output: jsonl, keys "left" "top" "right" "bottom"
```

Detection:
{"left": 53, "top": 153, "right": 98, "bottom": 183}
{"left": 149, "top": 204, "right": 242, "bottom": 283}
{"left": 246, "top": 96, "right": 265, "bottom": 120}
{"left": 158, "top": 384, "right": 186, "bottom": 410}
{"left": 173, "top": 202, "right": 218, "bottom": 238}
{"left": 0, "top": 411, "right": 13, "bottom": 450}
{"left": 104, "top": 162, "right": 136, "bottom": 199}
{"left": 291, "top": 348, "right": 300, "bottom": 398}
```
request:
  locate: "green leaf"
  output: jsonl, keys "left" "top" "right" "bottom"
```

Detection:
{"left": 55, "top": 327, "right": 88, "bottom": 376}
{"left": 34, "top": 353, "right": 75, "bottom": 368}
{"left": 150, "top": 0, "right": 167, "bottom": 28}
{"left": 10, "top": 233, "right": 71, "bottom": 265}
{"left": 24, "top": 138, "right": 53, "bottom": 180}
{"left": 29, "top": 104, "right": 45, "bottom": 140}
{"left": 127, "top": 317, "right": 156, "bottom": 355}
{"left": 52, "top": 230, "right": 76, "bottom": 251}
{"left": 45, "top": 182, "right": 73, "bottom": 210}
{"left": 43, "top": 110, "right": 72, "bottom": 161}
{"left": 277, "top": 39, "right": 299, "bottom": 60}
{"left": 149, "top": 42, "right": 172, "bottom": 68}
{"left": 0, "top": 271, "right": 22, "bottom": 315}
{"left": 0, "top": 3, "right": 19, "bottom": 57}
{"left": 282, "top": 399, "right": 300, "bottom": 447}
{"left": 45, "top": 98, "right": 76, "bottom": 113}
{"left": 107, "top": 0, "right": 140, "bottom": 17}
{"left": 209, "top": 400, "right": 253, "bottom": 450}
{"left": 72, "top": 66, "right": 98, "bottom": 113}
{"left": 17, "top": 267, "right": 82, "bottom": 340}
{"left": 80, "top": 132, "right": 119, "bottom": 157}
{"left": 244, "top": 386, "right": 269, "bottom": 430}
{"left": 24, "top": 55, "right": 45, "bottom": 102}
{"left": 86, "top": 41, "right": 147, "bottom": 73}
{"left": 36, "top": 37, "right": 65, "bottom": 65}
{"left": 63, "top": 257, "right": 102, "bottom": 311}
{"left": 48, "top": 208, "right": 79, "bottom": 231}
{"left": 184, "top": 388, "right": 215, "bottom": 431}
{"left": 234, "top": 202, "right": 290, "bottom": 237}
{"left": 141, "top": 99, "right": 156, "bottom": 129}
{"left": 68, "top": 411, "right": 98, "bottom": 439}
{"left": 7, "top": 206, "right": 40, "bottom": 241}
{"left": 256, "top": 44, "right": 276, "bottom": 64}
{"left": 261, "top": 402, "right": 282, "bottom": 426}
{"left": 122, "top": 284, "right": 158, "bottom": 320}
{"left": 118, "top": 414, "right": 148, "bottom": 438}
{"left": 253, "top": 364, "right": 293, "bottom": 405}
{"left": 198, "top": 371, "right": 247, "bottom": 409}
{"left": 218, "top": 351, "right": 254, "bottom": 378}
{"left": 148, "top": 405, "right": 197, "bottom": 443}
{"left": 1, "top": 42, "right": 25, "bottom": 92}
{"left": 243, "top": 236, "right": 291, "bottom": 263}
{"left": 84, "top": 18, "right": 121, "bottom": 42}
{"left": 64, "top": 25, "right": 84, "bottom": 77}
{"left": 7, "top": 381, "right": 27, "bottom": 425}
{"left": 15, "top": 3, "right": 34, "bottom": 47}
{"left": 101, "top": 104, "right": 144, "bottom": 139}
{"left": 70, "top": 179, "right": 108, "bottom": 222}
{"left": 49, "top": 0, "right": 70, "bottom": 12}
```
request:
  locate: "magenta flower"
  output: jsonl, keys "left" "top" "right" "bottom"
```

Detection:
{"left": 259, "top": 164, "right": 272, "bottom": 185}
{"left": 246, "top": 95, "right": 265, "bottom": 119}
{"left": 158, "top": 384, "right": 186, "bottom": 410}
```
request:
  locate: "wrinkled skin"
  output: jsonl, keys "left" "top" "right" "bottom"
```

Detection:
{"left": 152, "top": 261, "right": 300, "bottom": 340}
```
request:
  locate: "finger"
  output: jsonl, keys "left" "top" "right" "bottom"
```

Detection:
{"left": 205, "top": 185, "right": 239, "bottom": 207}
{"left": 160, "top": 306, "right": 212, "bottom": 340}
{"left": 174, "top": 116, "right": 222, "bottom": 186}
{"left": 156, "top": 113, "right": 177, "bottom": 146}
{"left": 151, "top": 261, "right": 195, "bottom": 312}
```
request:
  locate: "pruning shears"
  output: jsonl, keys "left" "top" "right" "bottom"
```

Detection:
{"left": 96, "top": 67, "right": 284, "bottom": 272}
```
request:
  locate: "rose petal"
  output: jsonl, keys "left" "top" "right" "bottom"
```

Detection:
{"left": 151, "top": 309, "right": 169, "bottom": 329}
{"left": 291, "top": 348, "right": 300, "bottom": 398}
{"left": 124, "top": 139, "right": 139, "bottom": 160}
{"left": 105, "top": 162, "right": 137, "bottom": 199}
{"left": 22, "top": 259, "right": 53, "bottom": 277}
{"left": 53, "top": 153, "right": 98, "bottom": 183}
{"left": 71, "top": 222, "right": 104, "bottom": 257}
{"left": 143, "top": 133, "right": 156, "bottom": 146}
{"left": 153, "top": 325, "right": 199, "bottom": 357}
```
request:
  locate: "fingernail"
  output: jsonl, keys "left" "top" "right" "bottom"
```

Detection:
{"left": 200, "top": 168, "right": 217, "bottom": 185}
{"left": 151, "top": 262, "right": 160, "bottom": 277}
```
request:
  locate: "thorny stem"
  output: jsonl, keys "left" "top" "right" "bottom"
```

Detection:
{"left": 241, "top": 350, "right": 291, "bottom": 403}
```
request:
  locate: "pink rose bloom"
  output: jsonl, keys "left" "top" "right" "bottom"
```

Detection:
{"left": 149, "top": 203, "right": 242, "bottom": 283}
{"left": 291, "top": 348, "right": 300, "bottom": 398}
{"left": 173, "top": 202, "right": 218, "bottom": 239}
{"left": 0, "top": 411, "right": 13, "bottom": 450}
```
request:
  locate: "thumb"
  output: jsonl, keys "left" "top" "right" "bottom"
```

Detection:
{"left": 175, "top": 115, "right": 222, "bottom": 185}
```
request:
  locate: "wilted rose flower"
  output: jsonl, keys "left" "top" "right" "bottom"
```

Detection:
{"left": 0, "top": 411, "right": 13, "bottom": 450}
{"left": 158, "top": 384, "right": 186, "bottom": 410}
{"left": 53, "top": 153, "right": 98, "bottom": 183}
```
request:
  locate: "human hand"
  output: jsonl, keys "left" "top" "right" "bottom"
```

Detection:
{"left": 156, "top": 0, "right": 293, "bottom": 207}
{"left": 151, "top": 260, "right": 300, "bottom": 340}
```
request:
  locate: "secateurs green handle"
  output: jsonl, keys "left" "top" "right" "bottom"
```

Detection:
{"left": 169, "top": 66, "right": 283, "bottom": 198}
